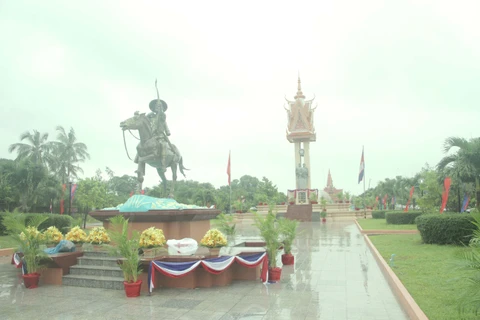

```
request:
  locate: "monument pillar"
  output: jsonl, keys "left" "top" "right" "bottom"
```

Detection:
{"left": 304, "top": 141, "right": 311, "bottom": 189}
{"left": 294, "top": 142, "right": 301, "bottom": 189}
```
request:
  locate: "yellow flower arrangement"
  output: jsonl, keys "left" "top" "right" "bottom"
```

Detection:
{"left": 200, "top": 229, "right": 227, "bottom": 248}
{"left": 139, "top": 227, "right": 166, "bottom": 248}
{"left": 86, "top": 227, "right": 111, "bottom": 244}
{"left": 65, "top": 226, "right": 87, "bottom": 244}
{"left": 20, "top": 226, "right": 45, "bottom": 242}
{"left": 43, "top": 226, "right": 63, "bottom": 244}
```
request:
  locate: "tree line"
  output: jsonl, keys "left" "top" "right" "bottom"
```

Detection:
{"left": 358, "top": 136, "right": 480, "bottom": 212}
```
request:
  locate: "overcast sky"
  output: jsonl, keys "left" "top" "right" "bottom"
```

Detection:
{"left": 1, "top": 1, "right": 479, "bottom": 196}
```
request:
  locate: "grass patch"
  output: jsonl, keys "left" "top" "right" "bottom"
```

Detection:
{"left": 357, "top": 218, "right": 417, "bottom": 230}
{"left": 0, "top": 235, "right": 17, "bottom": 250}
{"left": 370, "top": 234, "right": 477, "bottom": 319}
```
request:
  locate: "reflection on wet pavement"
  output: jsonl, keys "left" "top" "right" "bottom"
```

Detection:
{"left": 0, "top": 220, "right": 408, "bottom": 319}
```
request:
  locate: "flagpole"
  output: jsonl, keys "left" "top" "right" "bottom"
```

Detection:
{"left": 363, "top": 146, "right": 366, "bottom": 219}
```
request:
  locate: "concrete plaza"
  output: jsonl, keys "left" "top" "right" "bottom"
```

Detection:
{"left": 0, "top": 220, "right": 408, "bottom": 320}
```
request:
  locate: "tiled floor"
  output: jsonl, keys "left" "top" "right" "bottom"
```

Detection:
{"left": 0, "top": 220, "right": 408, "bottom": 319}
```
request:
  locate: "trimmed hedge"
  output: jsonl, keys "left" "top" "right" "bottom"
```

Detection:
{"left": 386, "top": 211, "right": 422, "bottom": 224}
{"left": 1, "top": 213, "right": 74, "bottom": 235}
{"left": 372, "top": 211, "right": 386, "bottom": 219}
{"left": 415, "top": 214, "right": 475, "bottom": 245}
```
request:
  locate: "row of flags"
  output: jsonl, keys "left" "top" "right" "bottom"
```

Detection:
{"left": 357, "top": 147, "right": 469, "bottom": 212}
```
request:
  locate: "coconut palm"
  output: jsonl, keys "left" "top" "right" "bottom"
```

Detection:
{"left": 437, "top": 137, "right": 480, "bottom": 208}
{"left": 49, "top": 126, "right": 90, "bottom": 183}
{"left": 8, "top": 130, "right": 54, "bottom": 168}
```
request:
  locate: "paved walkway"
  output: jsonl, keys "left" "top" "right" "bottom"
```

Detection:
{"left": 0, "top": 220, "right": 408, "bottom": 320}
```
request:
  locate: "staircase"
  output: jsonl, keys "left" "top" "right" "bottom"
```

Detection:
{"left": 62, "top": 251, "right": 124, "bottom": 290}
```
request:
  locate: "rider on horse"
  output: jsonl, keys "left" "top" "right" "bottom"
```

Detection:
{"left": 134, "top": 98, "right": 171, "bottom": 172}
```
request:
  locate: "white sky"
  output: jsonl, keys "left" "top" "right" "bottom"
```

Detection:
{"left": 1, "top": 1, "right": 479, "bottom": 195}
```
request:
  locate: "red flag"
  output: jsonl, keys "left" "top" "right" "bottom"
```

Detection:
{"left": 383, "top": 194, "right": 388, "bottom": 207}
{"left": 227, "top": 151, "right": 231, "bottom": 186}
{"left": 440, "top": 177, "right": 452, "bottom": 213}
{"left": 129, "top": 191, "right": 134, "bottom": 197}
{"left": 141, "top": 189, "right": 145, "bottom": 195}
{"left": 404, "top": 186, "right": 415, "bottom": 212}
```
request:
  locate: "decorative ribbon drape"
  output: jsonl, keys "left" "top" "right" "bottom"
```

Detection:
{"left": 148, "top": 252, "right": 267, "bottom": 293}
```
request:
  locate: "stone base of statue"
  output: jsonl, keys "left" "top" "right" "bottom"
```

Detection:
{"left": 89, "top": 195, "right": 220, "bottom": 243}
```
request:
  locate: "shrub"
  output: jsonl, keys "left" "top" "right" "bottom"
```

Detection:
{"left": 0, "top": 213, "right": 7, "bottom": 236}
{"left": 386, "top": 211, "right": 422, "bottom": 224}
{"left": 415, "top": 214, "right": 475, "bottom": 245}
{"left": 25, "top": 214, "right": 74, "bottom": 234}
{"left": 372, "top": 211, "right": 386, "bottom": 219}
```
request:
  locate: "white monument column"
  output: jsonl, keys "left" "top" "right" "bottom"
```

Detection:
{"left": 294, "top": 142, "right": 301, "bottom": 189}
{"left": 304, "top": 141, "right": 311, "bottom": 189}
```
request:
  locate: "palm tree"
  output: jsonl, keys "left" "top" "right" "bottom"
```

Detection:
{"left": 49, "top": 126, "right": 90, "bottom": 183}
{"left": 8, "top": 130, "right": 54, "bottom": 168}
{"left": 437, "top": 137, "right": 480, "bottom": 208}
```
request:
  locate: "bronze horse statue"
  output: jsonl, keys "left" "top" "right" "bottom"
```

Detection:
{"left": 120, "top": 112, "right": 188, "bottom": 197}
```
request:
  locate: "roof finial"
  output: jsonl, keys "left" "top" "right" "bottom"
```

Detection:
{"left": 295, "top": 72, "right": 305, "bottom": 99}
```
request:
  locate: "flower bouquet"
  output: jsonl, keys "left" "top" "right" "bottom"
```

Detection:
{"left": 200, "top": 229, "right": 227, "bottom": 256}
{"left": 65, "top": 226, "right": 87, "bottom": 250}
{"left": 85, "top": 227, "right": 111, "bottom": 251}
{"left": 139, "top": 227, "right": 166, "bottom": 258}
{"left": 43, "top": 226, "right": 63, "bottom": 247}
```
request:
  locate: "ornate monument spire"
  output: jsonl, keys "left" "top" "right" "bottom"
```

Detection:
{"left": 326, "top": 169, "right": 333, "bottom": 188}
{"left": 294, "top": 73, "right": 305, "bottom": 100}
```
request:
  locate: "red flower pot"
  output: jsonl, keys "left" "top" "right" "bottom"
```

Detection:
{"left": 310, "top": 201, "right": 318, "bottom": 204}
{"left": 124, "top": 280, "right": 142, "bottom": 297}
{"left": 281, "top": 253, "right": 294, "bottom": 265}
{"left": 281, "top": 202, "right": 285, "bottom": 205}
{"left": 289, "top": 202, "right": 295, "bottom": 205}
{"left": 23, "top": 273, "right": 40, "bottom": 289}
{"left": 268, "top": 267, "right": 282, "bottom": 282}
{"left": 322, "top": 218, "right": 327, "bottom": 223}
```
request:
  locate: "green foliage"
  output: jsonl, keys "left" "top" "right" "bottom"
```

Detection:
{"left": 1, "top": 213, "right": 50, "bottom": 273}
{"left": 21, "top": 213, "right": 74, "bottom": 234}
{"left": 108, "top": 215, "right": 142, "bottom": 283}
{"left": 356, "top": 219, "right": 418, "bottom": 230}
{"left": 253, "top": 210, "right": 281, "bottom": 268}
{"left": 372, "top": 210, "right": 386, "bottom": 219}
{"left": 416, "top": 214, "right": 475, "bottom": 245}
{"left": 278, "top": 218, "right": 299, "bottom": 254}
{"left": 417, "top": 169, "right": 442, "bottom": 212}
{"left": 211, "top": 213, "right": 236, "bottom": 240}
{"left": 0, "top": 213, "right": 6, "bottom": 235}
{"left": 385, "top": 211, "right": 422, "bottom": 224}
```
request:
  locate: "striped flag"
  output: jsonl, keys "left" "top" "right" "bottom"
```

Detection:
{"left": 358, "top": 147, "right": 365, "bottom": 184}
{"left": 227, "top": 151, "right": 231, "bottom": 186}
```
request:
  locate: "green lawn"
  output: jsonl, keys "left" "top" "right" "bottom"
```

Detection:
{"left": 370, "top": 234, "right": 477, "bottom": 320}
{"left": 357, "top": 218, "right": 418, "bottom": 230}
{"left": 0, "top": 235, "right": 17, "bottom": 250}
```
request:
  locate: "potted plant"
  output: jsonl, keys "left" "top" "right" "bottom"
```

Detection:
{"left": 139, "top": 227, "right": 166, "bottom": 258}
{"left": 278, "top": 218, "right": 299, "bottom": 265}
{"left": 212, "top": 213, "right": 236, "bottom": 246}
{"left": 65, "top": 226, "right": 87, "bottom": 250}
{"left": 337, "top": 191, "right": 344, "bottom": 203}
{"left": 108, "top": 215, "right": 143, "bottom": 297}
{"left": 254, "top": 210, "right": 282, "bottom": 282}
{"left": 85, "top": 226, "right": 111, "bottom": 251}
{"left": 200, "top": 229, "right": 228, "bottom": 256}
{"left": 344, "top": 192, "right": 351, "bottom": 204}
{"left": 2, "top": 213, "right": 50, "bottom": 289}
{"left": 309, "top": 193, "right": 318, "bottom": 204}
{"left": 288, "top": 197, "right": 295, "bottom": 205}
{"left": 43, "top": 226, "right": 64, "bottom": 248}
{"left": 234, "top": 200, "right": 243, "bottom": 213}
{"left": 320, "top": 197, "right": 328, "bottom": 222}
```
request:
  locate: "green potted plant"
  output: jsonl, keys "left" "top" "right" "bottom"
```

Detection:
{"left": 309, "top": 192, "right": 318, "bottom": 204}
{"left": 2, "top": 213, "right": 50, "bottom": 289}
{"left": 320, "top": 197, "right": 328, "bottom": 222}
{"left": 337, "top": 191, "right": 344, "bottom": 203}
{"left": 108, "top": 215, "right": 142, "bottom": 297}
{"left": 278, "top": 218, "right": 299, "bottom": 265}
{"left": 288, "top": 197, "right": 295, "bottom": 205}
{"left": 344, "top": 191, "right": 351, "bottom": 204}
{"left": 212, "top": 213, "right": 236, "bottom": 246}
{"left": 254, "top": 209, "right": 282, "bottom": 282}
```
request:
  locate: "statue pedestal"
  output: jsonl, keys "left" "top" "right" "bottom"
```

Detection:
{"left": 89, "top": 209, "right": 221, "bottom": 242}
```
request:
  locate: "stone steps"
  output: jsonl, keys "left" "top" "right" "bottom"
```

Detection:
{"left": 62, "top": 250, "right": 124, "bottom": 290}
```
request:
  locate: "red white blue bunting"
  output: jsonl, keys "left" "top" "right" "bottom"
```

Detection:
{"left": 148, "top": 252, "right": 268, "bottom": 292}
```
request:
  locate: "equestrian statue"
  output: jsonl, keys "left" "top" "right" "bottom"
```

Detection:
{"left": 120, "top": 80, "right": 188, "bottom": 197}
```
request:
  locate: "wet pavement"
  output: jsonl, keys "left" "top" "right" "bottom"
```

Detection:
{"left": 0, "top": 220, "right": 408, "bottom": 320}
